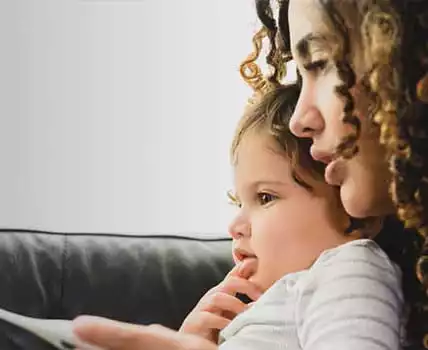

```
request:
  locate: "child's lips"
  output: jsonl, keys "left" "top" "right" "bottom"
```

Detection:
{"left": 233, "top": 248, "right": 257, "bottom": 264}
{"left": 237, "top": 256, "right": 258, "bottom": 279}
{"left": 232, "top": 247, "right": 258, "bottom": 278}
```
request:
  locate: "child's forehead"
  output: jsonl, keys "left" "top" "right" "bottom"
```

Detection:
{"left": 235, "top": 130, "right": 286, "bottom": 165}
{"left": 234, "top": 131, "right": 333, "bottom": 192}
{"left": 233, "top": 132, "right": 292, "bottom": 182}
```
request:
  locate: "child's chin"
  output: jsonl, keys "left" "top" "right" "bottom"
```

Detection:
{"left": 248, "top": 274, "right": 267, "bottom": 292}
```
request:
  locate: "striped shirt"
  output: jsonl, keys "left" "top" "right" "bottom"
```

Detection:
{"left": 218, "top": 239, "right": 404, "bottom": 350}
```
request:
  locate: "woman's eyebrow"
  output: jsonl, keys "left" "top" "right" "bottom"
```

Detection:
{"left": 295, "top": 33, "right": 329, "bottom": 60}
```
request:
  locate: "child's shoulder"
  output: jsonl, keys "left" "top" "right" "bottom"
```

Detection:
{"left": 314, "top": 239, "right": 396, "bottom": 269}
{"left": 294, "top": 244, "right": 405, "bottom": 350}
{"left": 309, "top": 239, "right": 402, "bottom": 287}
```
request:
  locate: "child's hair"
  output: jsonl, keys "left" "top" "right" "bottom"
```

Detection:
{"left": 231, "top": 84, "right": 325, "bottom": 192}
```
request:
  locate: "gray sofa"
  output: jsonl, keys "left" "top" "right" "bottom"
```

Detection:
{"left": 0, "top": 229, "right": 233, "bottom": 349}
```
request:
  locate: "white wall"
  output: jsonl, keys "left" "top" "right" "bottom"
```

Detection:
{"left": 0, "top": 0, "right": 262, "bottom": 235}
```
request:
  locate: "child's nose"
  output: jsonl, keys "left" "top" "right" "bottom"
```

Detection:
{"left": 228, "top": 216, "right": 251, "bottom": 240}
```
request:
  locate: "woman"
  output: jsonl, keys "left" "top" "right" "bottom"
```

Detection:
{"left": 256, "top": 0, "right": 428, "bottom": 348}
{"left": 73, "top": 1, "right": 428, "bottom": 349}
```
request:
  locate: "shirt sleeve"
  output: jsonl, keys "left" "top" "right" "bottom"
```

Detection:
{"left": 296, "top": 240, "right": 404, "bottom": 350}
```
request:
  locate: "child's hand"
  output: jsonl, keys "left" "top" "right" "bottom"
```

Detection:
{"left": 179, "top": 259, "right": 262, "bottom": 343}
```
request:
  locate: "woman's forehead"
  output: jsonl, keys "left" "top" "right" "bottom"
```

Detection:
{"left": 287, "top": 0, "right": 367, "bottom": 75}
{"left": 288, "top": 0, "right": 331, "bottom": 57}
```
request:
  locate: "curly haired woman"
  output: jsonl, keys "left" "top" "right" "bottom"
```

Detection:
{"left": 253, "top": 0, "right": 428, "bottom": 348}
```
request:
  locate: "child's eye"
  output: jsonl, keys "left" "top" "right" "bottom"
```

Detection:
{"left": 256, "top": 192, "right": 277, "bottom": 206}
{"left": 227, "top": 190, "right": 242, "bottom": 208}
{"left": 303, "top": 59, "right": 328, "bottom": 74}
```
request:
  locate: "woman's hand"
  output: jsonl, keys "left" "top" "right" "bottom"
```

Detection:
{"left": 73, "top": 316, "right": 217, "bottom": 350}
{"left": 179, "top": 259, "right": 262, "bottom": 342}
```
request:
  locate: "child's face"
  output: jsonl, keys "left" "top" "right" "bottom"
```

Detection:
{"left": 229, "top": 130, "right": 357, "bottom": 291}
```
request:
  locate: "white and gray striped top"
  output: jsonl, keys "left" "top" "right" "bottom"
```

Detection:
{"left": 218, "top": 239, "right": 405, "bottom": 350}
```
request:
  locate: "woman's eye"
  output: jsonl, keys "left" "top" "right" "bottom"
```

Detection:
{"left": 303, "top": 59, "right": 327, "bottom": 74}
{"left": 256, "top": 192, "right": 277, "bottom": 206}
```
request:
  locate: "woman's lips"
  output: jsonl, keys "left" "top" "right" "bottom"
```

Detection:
{"left": 325, "top": 159, "right": 345, "bottom": 186}
{"left": 310, "top": 146, "right": 333, "bottom": 165}
{"left": 309, "top": 146, "right": 347, "bottom": 187}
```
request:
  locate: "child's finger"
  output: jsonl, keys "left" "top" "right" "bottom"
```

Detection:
{"left": 202, "top": 292, "right": 248, "bottom": 315}
{"left": 196, "top": 311, "right": 231, "bottom": 331}
{"left": 218, "top": 276, "right": 263, "bottom": 301}
{"left": 204, "top": 260, "right": 254, "bottom": 296}
{"left": 225, "top": 262, "right": 243, "bottom": 278}
{"left": 226, "top": 258, "right": 258, "bottom": 280}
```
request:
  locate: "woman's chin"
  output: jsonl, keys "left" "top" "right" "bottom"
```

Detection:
{"left": 339, "top": 176, "right": 375, "bottom": 217}
{"left": 340, "top": 182, "right": 394, "bottom": 218}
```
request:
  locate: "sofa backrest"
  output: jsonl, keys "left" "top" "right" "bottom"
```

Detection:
{"left": 0, "top": 229, "right": 233, "bottom": 349}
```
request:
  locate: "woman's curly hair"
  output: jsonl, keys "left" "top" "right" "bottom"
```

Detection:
{"left": 254, "top": 0, "right": 428, "bottom": 347}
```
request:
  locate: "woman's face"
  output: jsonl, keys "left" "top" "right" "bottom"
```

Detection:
{"left": 287, "top": 0, "right": 395, "bottom": 218}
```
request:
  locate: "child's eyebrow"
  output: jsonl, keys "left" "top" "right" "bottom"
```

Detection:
{"left": 251, "top": 180, "right": 288, "bottom": 188}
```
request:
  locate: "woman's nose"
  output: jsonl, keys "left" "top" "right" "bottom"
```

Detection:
{"left": 289, "top": 105, "right": 324, "bottom": 139}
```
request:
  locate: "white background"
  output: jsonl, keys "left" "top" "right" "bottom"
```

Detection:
{"left": 0, "top": 0, "right": 264, "bottom": 235}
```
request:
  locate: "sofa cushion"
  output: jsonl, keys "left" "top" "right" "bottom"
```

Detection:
{"left": 0, "top": 229, "right": 233, "bottom": 349}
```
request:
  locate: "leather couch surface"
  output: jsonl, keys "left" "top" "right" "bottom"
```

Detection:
{"left": 0, "top": 229, "right": 233, "bottom": 349}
